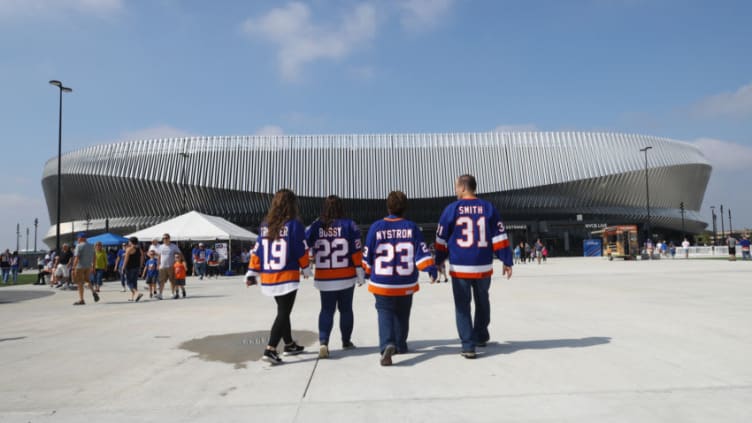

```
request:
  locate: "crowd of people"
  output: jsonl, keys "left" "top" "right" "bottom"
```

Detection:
{"left": 27, "top": 234, "right": 249, "bottom": 303}
{"left": 513, "top": 240, "right": 548, "bottom": 264}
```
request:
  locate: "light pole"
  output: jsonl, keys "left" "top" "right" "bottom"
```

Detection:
{"left": 640, "top": 146, "right": 653, "bottom": 242}
{"left": 680, "top": 201, "right": 685, "bottom": 238}
{"left": 711, "top": 206, "right": 717, "bottom": 246}
{"left": 26, "top": 227, "right": 29, "bottom": 252}
{"left": 720, "top": 204, "right": 725, "bottom": 239}
{"left": 34, "top": 218, "right": 38, "bottom": 252}
{"left": 16, "top": 223, "right": 20, "bottom": 253}
{"left": 728, "top": 208, "right": 733, "bottom": 237}
{"left": 49, "top": 80, "right": 73, "bottom": 253}
{"left": 179, "top": 152, "right": 189, "bottom": 213}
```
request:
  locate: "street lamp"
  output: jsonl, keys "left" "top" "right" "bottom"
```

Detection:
{"left": 728, "top": 208, "right": 733, "bottom": 237}
{"left": 710, "top": 206, "right": 717, "bottom": 246}
{"left": 680, "top": 201, "right": 685, "bottom": 238}
{"left": 640, "top": 146, "right": 653, "bottom": 242}
{"left": 179, "top": 152, "right": 189, "bottom": 213}
{"left": 34, "top": 218, "right": 38, "bottom": 252}
{"left": 720, "top": 204, "right": 725, "bottom": 239}
{"left": 49, "top": 80, "right": 73, "bottom": 253}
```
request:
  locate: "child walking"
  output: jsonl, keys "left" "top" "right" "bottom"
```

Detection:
{"left": 173, "top": 254, "right": 187, "bottom": 299}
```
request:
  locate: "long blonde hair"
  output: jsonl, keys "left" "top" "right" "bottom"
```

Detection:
{"left": 264, "top": 189, "right": 299, "bottom": 240}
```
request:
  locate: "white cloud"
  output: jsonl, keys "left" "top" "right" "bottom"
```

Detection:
{"left": 242, "top": 2, "right": 377, "bottom": 81}
{"left": 255, "top": 125, "right": 284, "bottom": 136}
{"left": 494, "top": 124, "right": 539, "bottom": 132}
{"left": 398, "top": 0, "right": 454, "bottom": 31}
{"left": 119, "top": 125, "right": 196, "bottom": 141}
{"left": 0, "top": 0, "right": 123, "bottom": 19}
{"left": 691, "top": 82, "right": 752, "bottom": 119}
{"left": 691, "top": 138, "right": 752, "bottom": 171}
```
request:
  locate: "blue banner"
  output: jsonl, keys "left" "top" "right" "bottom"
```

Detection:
{"left": 583, "top": 239, "right": 602, "bottom": 257}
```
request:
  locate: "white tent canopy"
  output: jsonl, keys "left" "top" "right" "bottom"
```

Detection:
{"left": 126, "top": 211, "right": 257, "bottom": 242}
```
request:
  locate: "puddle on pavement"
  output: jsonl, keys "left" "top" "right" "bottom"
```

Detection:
{"left": 179, "top": 330, "right": 317, "bottom": 369}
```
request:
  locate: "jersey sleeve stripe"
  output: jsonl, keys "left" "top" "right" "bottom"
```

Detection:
{"left": 416, "top": 256, "right": 435, "bottom": 270}
{"left": 350, "top": 251, "right": 363, "bottom": 266}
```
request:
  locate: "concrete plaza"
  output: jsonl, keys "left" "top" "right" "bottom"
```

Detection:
{"left": 1, "top": 257, "right": 750, "bottom": 422}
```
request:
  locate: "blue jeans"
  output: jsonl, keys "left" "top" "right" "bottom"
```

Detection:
{"left": 94, "top": 269, "right": 105, "bottom": 286}
{"left": 451, "top": 277, "right": 491, "bottom": 352}
{"left": 374, "top": 294, "right": 413, "bottom": 354}
{"left": 195, "top": 262, "right": 206, "bottom": 279}
{"left": 743, "top": 250, "right": 751, "bottom": 260}
{"left": 120, "top": 267, "right": 126, "bottom": 287}
{"left": 125, "top": 268, "right": 140, "bottom": 291}
{"left": 319, "top": 286, "right": 355, "bottom": 344}
{"left": 11, "top": 266, "right": 19, "bottom": 283}
{"left": 1, "top": 267, "right": 9, "bottom": 283}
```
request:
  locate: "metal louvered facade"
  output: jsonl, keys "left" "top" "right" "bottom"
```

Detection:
{"left": 41, "top": 132, "right": 711, "bottom": 249}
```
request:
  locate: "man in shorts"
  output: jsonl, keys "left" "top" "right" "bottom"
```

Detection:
{"left": 72, "top": 233, "right": 99, "bottom": 305}
{"left": 157, "top": 233, "right": 182, "bottom": 300}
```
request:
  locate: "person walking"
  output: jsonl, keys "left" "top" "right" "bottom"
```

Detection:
{"left": 156, "top": 233, "right": 182, "bottom": 300}
{"left": 193, "top": 243, "right": 207, "bottom": 280}
{"left": 114, "top": 242, "right": 128, "bottom": 292}
{"left": 121, "top": 236, "right": 144, "bottom": 302}
{"left": 681, "top": 238, "right": 690, "bottom": 259}
{"left": 535, "top": 238, "right": 544, "bottom": 264}
{"left": 740, "top": 235, "right": 751, "bottom": 260}
{"left": 71, "top": 233, "right": 99, "bottom": 306}
{"left": 435, "top": 174, "right": 514, "bottom": 359}
{"left": 245, "top": 189, "right": 312, "bottom": 365}
{"left": 727, "top": 235, "right": 738, "bottom": 261}
{"left": 93, "top": 241, "right": 107, "bottom": 293}
{"left": 173, "top": 253, "right": 188, "bottom": 298}
{"left": 0, "top": 249, "right": 10, "bottom": 284}
{"left": 305, "top": 195, "right": 365, "bottom": 359}
{"left": 9, "top": 251, "right": 20, "bottom": 284}
{"left": 363, "top": 191, "right": 437, "bottom": 366}
{"left": 142, "top": 250, "right": 159, "bottom": 298}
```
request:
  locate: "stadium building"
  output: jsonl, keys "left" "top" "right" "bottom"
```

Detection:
{"left": 41, "top": 132, "right": 711, "bottom": 255}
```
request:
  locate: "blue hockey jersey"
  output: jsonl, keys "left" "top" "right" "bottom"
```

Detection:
{"left": 435, "top": 197, "right": 513, "bottom": 278}
{"left": 247, "top": 219, "right": 311, "bottom": 297}
{"left": 363, "top": 216, "right": 435, "bottom": 296}
{"left": 306, "top": 218, "right": 363, "bottom": 291}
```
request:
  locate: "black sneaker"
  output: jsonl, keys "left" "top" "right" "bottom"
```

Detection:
{"left": 476, "top": 341, "right": 487, "bottom": 348}
{"left": 342, "top": 341, "right": 356, "bottom": 350}
{"left": 262, "top": 349, "right": 282, "bottom": 365}
{"left": 73, "top": 300, "right": 85, "bottom": 306}
{"left": 135, "top": 294, "right": 143, "bottom": 302}
{"left": 461, "top": 351, "right": 477, "bottom": 359}
{"left": 380, "top": 344, "right": 396, "bottom": 366}
{"left": 92, "top": 291, "right": 100, "bottom": 303}
{"left": 181, "top": 289, "right": 186, "bottom": 298}
{"left": 283, "top": 342, "right": 304, "bottom": 356}
{"left": 173, "top": 293, "right": 179, "bottom": 299}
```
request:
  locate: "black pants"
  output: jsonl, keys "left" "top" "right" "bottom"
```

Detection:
{"left": 268, "top": 290, "right": 297, "bottom": 349}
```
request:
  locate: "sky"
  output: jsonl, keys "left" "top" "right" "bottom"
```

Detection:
{"left": 1, "top": 0, "right": 751, "bottom": 250}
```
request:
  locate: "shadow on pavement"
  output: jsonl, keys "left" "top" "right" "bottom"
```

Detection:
{"left": 0, "top": 290, "right": 55, "bottom": 304}
{"left": 396, "top": 336, "right": 612, "bottom": 367}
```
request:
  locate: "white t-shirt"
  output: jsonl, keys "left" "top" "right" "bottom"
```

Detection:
{"left": 158, "top": 243, "right": 181, "bottom": 269}
{"left": 682, "top": 241, "right": 690, "bottom": 249}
